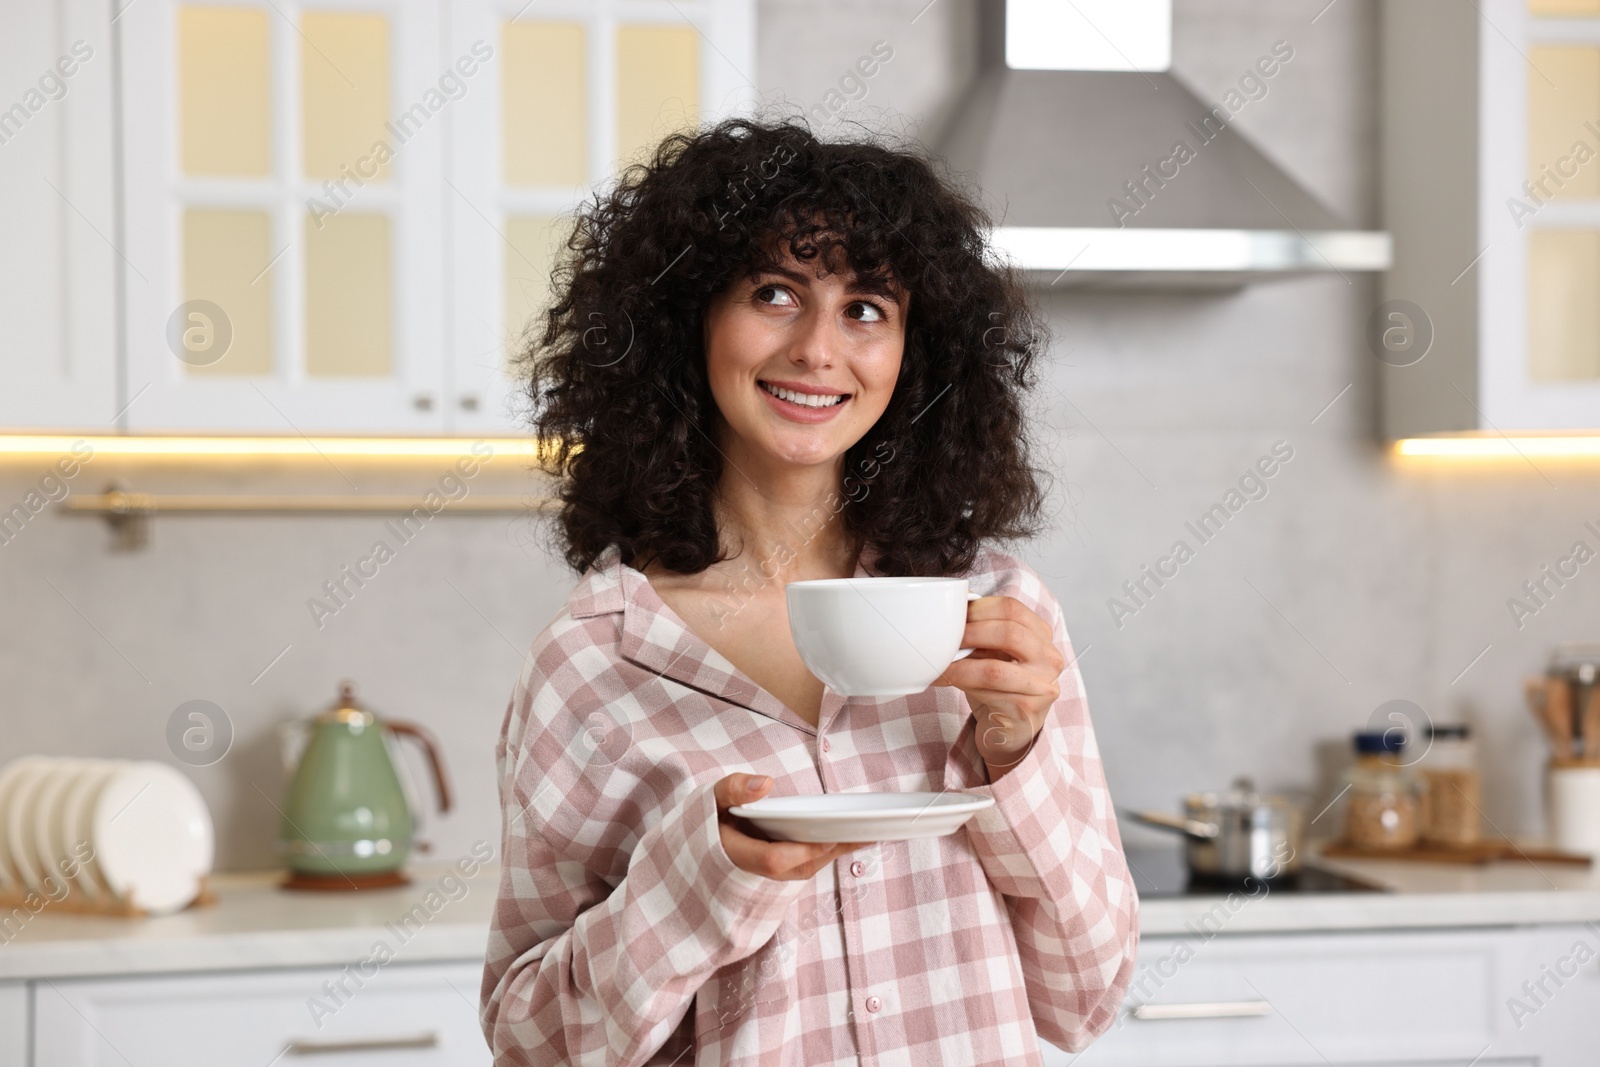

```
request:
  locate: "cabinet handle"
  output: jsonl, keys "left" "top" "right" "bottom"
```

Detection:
{"left": 284, "top": 1031, "right": 440, "bottom": 1055}
{"left": 1129, "top": 1000, "right": 1271, "bottom": 1021}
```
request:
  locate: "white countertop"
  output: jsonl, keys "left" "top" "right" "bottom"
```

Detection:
{"left": 0, "top": 864, "right": 498, "bottom": 982}
{"left": 6, "top": 849, "right": 1600, "bottom": 982}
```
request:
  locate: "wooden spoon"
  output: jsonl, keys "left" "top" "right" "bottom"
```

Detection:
{"left": 1582, "top": 685, "right": 1600, "bottom": 761}
{"left": 1527, "top": 676, "right": 1575, "bottom": 760}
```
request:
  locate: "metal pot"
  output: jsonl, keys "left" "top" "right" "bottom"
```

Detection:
{"left": 1128, "top": 777, "right": 1304, "bottom": 882}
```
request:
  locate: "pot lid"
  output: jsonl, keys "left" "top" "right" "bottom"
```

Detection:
{"left": 1186, "top": 776, "right": 1296, "bottom": 811}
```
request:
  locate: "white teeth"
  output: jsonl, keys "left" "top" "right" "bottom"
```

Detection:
{"left": 762, "top": 383, "right": 845, "bottom": 408}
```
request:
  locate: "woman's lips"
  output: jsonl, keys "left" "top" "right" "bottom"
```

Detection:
{"left": 758, "top": 380, "right": 850, "bottom": 424}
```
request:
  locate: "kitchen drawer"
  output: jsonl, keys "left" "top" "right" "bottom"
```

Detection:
{"left": 34, "top": 961, "right": 488, "bottom": 1066}
{"left": 1044, "top": 929, "right": 1504, "bottom": 1066}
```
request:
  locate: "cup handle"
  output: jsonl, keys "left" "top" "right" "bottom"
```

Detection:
{"left": 952, "top": 590, "right": 983, "bottom": 660}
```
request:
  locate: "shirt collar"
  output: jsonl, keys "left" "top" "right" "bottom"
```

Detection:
{"left": 568, "top": 546, "right": 819, "bottom": 731}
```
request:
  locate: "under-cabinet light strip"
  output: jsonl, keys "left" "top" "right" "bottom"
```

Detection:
{"left": 1395, "top": 437, "right": 1600, "bottom": 458}
{"left": 0, "top": 435, "right": 544, "bottom": 459}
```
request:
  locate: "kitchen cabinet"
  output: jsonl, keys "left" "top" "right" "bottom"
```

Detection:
{"left": 1045, "top": 924, "right": 1599, "bottom": 1066}
{"left": 117, "top": 0, "right": 450, "bottom": 434}
{"left": 446, "top": 0, "right": 754, "bottom": 437}
{"left": 108, "top": 0, "right": 755, "bottom": 435}
{"left": 0, "top": 982, "right": 25, "bottom": 1067}
{"left": 1380, "top": 0, "right": 1600, "bottom": 436}
{"left": 0, "top": 0, "right": 119, "bottom": 431}
{"left": 33, "top": 960, "right": 487, "bottom": 1066}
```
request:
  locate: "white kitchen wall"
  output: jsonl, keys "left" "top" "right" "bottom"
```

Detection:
{"left": 1, "top": 0, "right": 1595, "bottom": 870}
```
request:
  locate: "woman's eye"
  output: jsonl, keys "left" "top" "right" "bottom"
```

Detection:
{"left": 755, "top": 285, "right": 796, "bottom": 307}
{"left": 846, "top": 301, "right": 884, "bottom": 322}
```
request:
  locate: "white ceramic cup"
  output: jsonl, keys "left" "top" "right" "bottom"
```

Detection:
{"left": 1548, "top": 764, "right": 1600, "bottom": 856}
{"left": 786, "top": 577, "right": 978, "bottom": 696}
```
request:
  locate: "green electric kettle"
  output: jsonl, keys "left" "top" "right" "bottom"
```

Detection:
{"left": 278, "top": 682, "right": 453, "bottom": 890}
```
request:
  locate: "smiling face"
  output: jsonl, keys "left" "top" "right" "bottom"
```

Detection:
{"left": 703, "top": 248, "right": 907, "bottom": 477}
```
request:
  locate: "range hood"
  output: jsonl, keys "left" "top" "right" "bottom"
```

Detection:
{"left": 940, "top": 0, "right": 1391, "bottom": 288}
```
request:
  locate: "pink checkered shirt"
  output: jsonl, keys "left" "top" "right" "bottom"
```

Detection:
{"left": 480, "top": 546, "right": 1138, "bottom": 1065}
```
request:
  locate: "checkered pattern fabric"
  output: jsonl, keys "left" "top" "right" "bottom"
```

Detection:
{"left": 480, "top": 547, "right": 1138, "bottom": 1065}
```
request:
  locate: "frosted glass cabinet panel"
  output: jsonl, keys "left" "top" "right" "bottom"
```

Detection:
{"left": 178, "top": 6, "right": 271, "bottom": 177}
{"left": 304, "top": 212, "right": 392, "bottom": 378}
{"left": 1528, "top": 229, "right": 1600, "bottom": 381}
{"left": 502, "top": 21, "right": 586, "bottom": 187}
{"left": 181, "top": 209, "right": 274, "bottom": 376}
{"left": 503, "top": 215, "right": 564, "bottom": 351}
{"left": 1530, "top": 0, "right": 1600, "bottom": 14}
{"left": 615, "top": 24, "right": 700, "bottom": 167}
{"left": 1527, "top": 46, "right": 1600, "bottom": 199}
{"left": 300, "top": 12, "right": 392, "bottom": 182}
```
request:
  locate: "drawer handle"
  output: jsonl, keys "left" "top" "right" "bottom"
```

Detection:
{"left": 284, "top": 1031, "right": 440, "bottom": 1055}
{"left": 1129, "top": 1000, "right": 1272, "bottom": 1021}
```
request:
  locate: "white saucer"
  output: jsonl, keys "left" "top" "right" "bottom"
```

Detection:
{"left": 729, "top": 791, "right": 995, "bottom": 843}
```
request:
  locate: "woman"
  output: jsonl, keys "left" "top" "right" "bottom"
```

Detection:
{"left": 480, "top": 118, "right": 1137, "bottom": 1066}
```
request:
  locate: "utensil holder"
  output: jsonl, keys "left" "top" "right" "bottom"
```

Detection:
{"left": 1547, "top": 759, "right": 1600, "bottom": 856}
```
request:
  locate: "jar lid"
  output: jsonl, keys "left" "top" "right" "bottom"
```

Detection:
{"left": 1425, "top": 723, "right": 1470, "bottom": 740}
{"left": 1354, "top": 729, "right": 1404, "bottom": 754}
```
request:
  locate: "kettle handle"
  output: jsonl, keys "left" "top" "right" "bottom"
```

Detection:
{"left": 385, "top": 719, "right": 454, "bottom": 814}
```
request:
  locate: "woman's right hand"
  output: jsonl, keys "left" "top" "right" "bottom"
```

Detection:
{"left": 715, "top": 773, "right": 872, "bottom": 880}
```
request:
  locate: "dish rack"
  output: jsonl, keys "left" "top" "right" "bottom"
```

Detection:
{"left": 0, "top": 755, "right": 217, "bottom": 918}
{"left": 0, "top": 877, "right": 217, "bottom": 919}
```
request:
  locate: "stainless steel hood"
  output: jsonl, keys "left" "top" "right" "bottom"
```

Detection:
{"left": 940, "top": 0, "right": 1391, "bottom": 288}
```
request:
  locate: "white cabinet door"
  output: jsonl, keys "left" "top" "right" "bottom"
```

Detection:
{"left": 117, "top": 0, "right": 448, "bottom": 433}
{"left": 0, "top": 981, "right": 26, "bottom": 1067}
{"left": 0, "top": 0, "right": 118, "bottom": 430}
{"left": 1044, "top": 927, "right": 1501, "bottom": 1066}
{"left": 34, "top": 961, "right": 488, "bottom": 1066}
{"left": 446, "top": 0, "right": 757, "bottom": 436}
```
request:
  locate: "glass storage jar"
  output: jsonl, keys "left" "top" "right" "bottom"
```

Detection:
{"left": 1417, "top": 724, "right": 1481, "bottom": 846}
{"left": 1341, "top": 730, "right": 1421, "bottom": 850}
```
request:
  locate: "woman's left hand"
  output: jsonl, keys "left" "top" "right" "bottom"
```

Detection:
{"left": 932, "top": 596, "right": 1064, "bottom": 782}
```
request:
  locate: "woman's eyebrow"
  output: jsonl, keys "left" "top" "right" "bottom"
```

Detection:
{"left": 752, "top": 264, "right": 814, "bottom": 286}
{"left": 847, "top": 276, "right": 899, "bottom": 298}
{"left": 848, "top": 276, "right": 908, "bottom": 308}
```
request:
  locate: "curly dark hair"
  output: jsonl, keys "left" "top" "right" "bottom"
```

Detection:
{"left": 523, "top": 117, "right": 1046, "bottom": 578}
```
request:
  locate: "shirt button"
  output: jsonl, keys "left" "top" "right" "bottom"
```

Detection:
{"left": 820, "top": 737, "right": 830, "bottom": 753}
{"left": 865, "top": 995, "right": 882, "bottom": 1013}
{"left": 850, "top": 860, "right": 866, "bottom": 877}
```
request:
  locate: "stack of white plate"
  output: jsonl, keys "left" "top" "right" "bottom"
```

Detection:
{"left": 0, "top": 756, "right": 214, "bottom": 916}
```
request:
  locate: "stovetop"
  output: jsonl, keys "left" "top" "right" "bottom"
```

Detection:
{"left": 1124, "top": 847, "right": 1388, "bottom": 898}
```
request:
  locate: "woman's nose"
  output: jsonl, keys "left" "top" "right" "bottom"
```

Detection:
{"left": 788, "top": 308, "right": 836, "bottom": 369}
